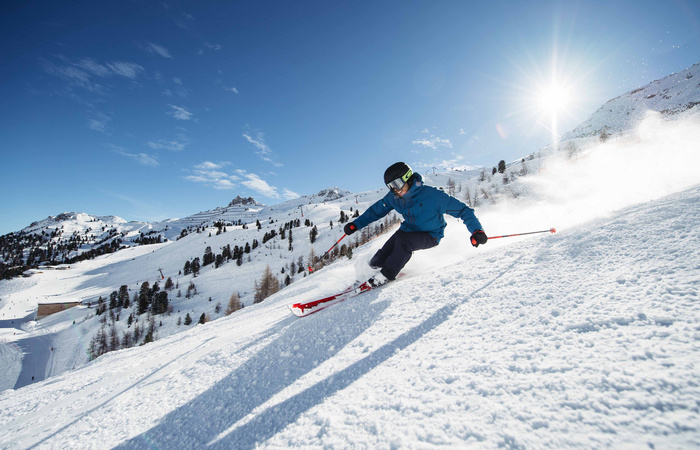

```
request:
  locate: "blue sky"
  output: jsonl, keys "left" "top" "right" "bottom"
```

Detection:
{"left": 1, "top": 0, "right": 699, "bottom": 235}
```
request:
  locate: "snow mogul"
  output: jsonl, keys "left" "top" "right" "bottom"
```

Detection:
{"left": 343, "top": 162, "right": 487, "bottom": 287}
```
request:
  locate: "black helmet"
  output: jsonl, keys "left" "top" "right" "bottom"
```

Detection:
{"left": 384, "top": 162, "right": 414, "bottom": 192}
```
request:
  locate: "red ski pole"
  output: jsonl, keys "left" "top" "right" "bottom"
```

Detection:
{"left": 309, "top": 233, "right": 348, "bottom": 272}
{"left": 488, "top": 228, "right": 556, "bottom": 240}
{"left": 322, "top": 233, "right": 347, "bottom": 258}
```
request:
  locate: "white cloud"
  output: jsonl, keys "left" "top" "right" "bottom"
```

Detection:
{"left": 412, "top": 136, "right": 453, "bottom": 150}
{"left": 130, "top": 153, "right": 159, "bottom": 167}
{"left": 109, "top": 145, "right": 159, "bottom": 166}
{"left": 243, "top": 130, "right": 283, "bottom": 167}
{"left": 42, "top": 57, "right": 145, "bottom": 94}
{"left": 282, "top": 188, "right": 301, "bottom": 200}
{"left": 88, "top": 112, "right": 111, "bottom": 133}
{"left": 167, "top": 105, "right": 193, "bottom": 120}
{"left": 41, "top": 59, "right": 100, "bottom": 92}
{"left": 185, "top": 161, "right": 239, "bottom": 190}
{"left": 194, "top": 161, "right": 227, "bottom": 170}
{"left": 241, "top": 173, "right": 279, "bottom": 198}
{"left": 147, "top": 136, "right": 190, "bottom": 152}
{"left": 243, "top": 132, "right": 271, "bottom": 154}
{"left": 225, "top": 87, "right": 239, "bottom": 94}
{"left": 106, "top": 62, "right": 144, "bottom": 79}
{"left": 77, "top": 58, "right": 111, "bottom": 77}
{"left": 144, "top": 42, "right": 173, "bottom": 59}
{"left": 186, "top": 163, "right": 281, "bottom": 199}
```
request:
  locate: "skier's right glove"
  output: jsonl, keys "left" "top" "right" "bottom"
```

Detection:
{"left": 470, "top": 230, "right": 488, "bottom": 247}
{"left": 344, "top": 222, "right": 358, "bottom": 235}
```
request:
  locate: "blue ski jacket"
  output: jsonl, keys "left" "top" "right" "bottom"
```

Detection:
{"left": 353, "top": 173, "right": 483, "bottom": 242}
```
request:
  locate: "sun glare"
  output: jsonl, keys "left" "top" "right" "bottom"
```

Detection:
{"left": 538, "top": 85, "right": 571, "bottom": 113}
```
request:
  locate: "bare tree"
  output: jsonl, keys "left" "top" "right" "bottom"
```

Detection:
{"left": 226, "top": 291, "right": 242, "bottom": 315}
{"left": 254, "top": 265, "right": 280, "bottom": 304}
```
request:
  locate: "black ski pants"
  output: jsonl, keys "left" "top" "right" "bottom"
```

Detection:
{"left": 369, "top": 229, "right": 438, "bottom": 280}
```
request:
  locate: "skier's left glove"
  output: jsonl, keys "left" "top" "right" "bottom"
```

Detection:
{"left": 344, "top": 222, "right": 358, "bottom": 235}
{"left": 470, "top": 230, "right": 488, "bottom": 247}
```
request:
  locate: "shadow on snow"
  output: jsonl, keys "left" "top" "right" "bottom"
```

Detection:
{"left": 117, "top": 261, "right": 516, "bottom": 448}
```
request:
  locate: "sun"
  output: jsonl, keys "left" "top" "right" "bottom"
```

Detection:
{"left": 537, "top": 84, "right": 571, "bottom": 114}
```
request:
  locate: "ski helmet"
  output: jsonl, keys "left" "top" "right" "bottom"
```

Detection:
{"left": 384, "top": 162, "right": 414, "bottom": 192}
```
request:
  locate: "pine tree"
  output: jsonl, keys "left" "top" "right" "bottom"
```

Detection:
{"left": 184, "top": 313, "right": 192, "bottom": 325}
{"left": 118, "top": 285, "right": 129, "bottom": 307}
{"left": 203, "top": 246, "right": 214, "bottom": 266}
{"left": 153, "top": 291, "right": 169, "bottom": 315}
{"left": 498, "top": 160, "right": 506, "bottom": 174}
{"left": 191, "top": 257, "right": 200, "bottom": 277}
{"left": 137, "top": 281, "right": 150, "bottom": 315}
{"left": 198, "top": 313, "right": 206, "bottom": 324}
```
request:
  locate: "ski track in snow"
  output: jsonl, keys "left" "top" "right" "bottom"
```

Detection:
{"left": 0, "top": 184, "right": 698, "bottom": 449}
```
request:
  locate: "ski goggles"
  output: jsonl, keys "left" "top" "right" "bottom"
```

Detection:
{"left": 386, "top": 169, "right": 413, "bottom": 192}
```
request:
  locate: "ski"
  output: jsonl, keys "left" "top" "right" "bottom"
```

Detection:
{"left": 288, "top": 274, "right": 403, "bottom": 317}
{"left": 288, "top": 279, "right": 379, "bottom": 317}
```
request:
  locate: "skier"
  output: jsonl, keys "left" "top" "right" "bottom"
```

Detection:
{"left": 344, "top": 162, "right": 487, "bottom": 287}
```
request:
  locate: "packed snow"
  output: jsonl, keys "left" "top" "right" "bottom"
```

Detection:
{"left": 0, "top": 108, "right": 698, "bottom": 448}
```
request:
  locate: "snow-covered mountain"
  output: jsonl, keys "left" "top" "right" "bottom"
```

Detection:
{"left": 1, "top": 62, "right": 700, "bottom": 448}
{"left": 0, "top": 187, "right": 357, "bottom": 276}
{"left": 564, "top": 62, "right": 700, "bottom": 140}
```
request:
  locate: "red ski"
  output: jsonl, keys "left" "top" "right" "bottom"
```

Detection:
{"left": 288, "top": 273, "right": 406, "bottom": 317}
{"left": 288, "top": 281, "right": 374, "bottom": 317}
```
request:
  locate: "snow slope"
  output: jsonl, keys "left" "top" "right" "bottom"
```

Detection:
{"left": 0, "top": 181, "right": 698, "bottom": 448}
{"left": 1, "top": 111, "right": 699, "bottom": 448}
{"left": 564, "top": 62, "right": 700, "bottom": 139}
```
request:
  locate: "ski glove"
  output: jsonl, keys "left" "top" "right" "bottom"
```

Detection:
{"left": 470, "top": 230, "right": 488, "bottom": 247}
{"left": 344, "top": 222, "right": 358, "bottom": 235}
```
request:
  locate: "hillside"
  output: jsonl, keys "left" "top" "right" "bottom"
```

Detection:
{"left": 1, "top": 177, "right": 698, "bottom": 448}
{"left": 564, "top": 62, "right": 700, "bottom": 140}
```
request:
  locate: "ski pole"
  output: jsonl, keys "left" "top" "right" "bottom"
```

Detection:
{"left": 309, "top": 233, "right": 347, "bottom": 272}
{"left": 487, "top": 228, "right": 556, "bottom": 240}
{"left": 322, "top": 233, "right": 347, "bottom": 258}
